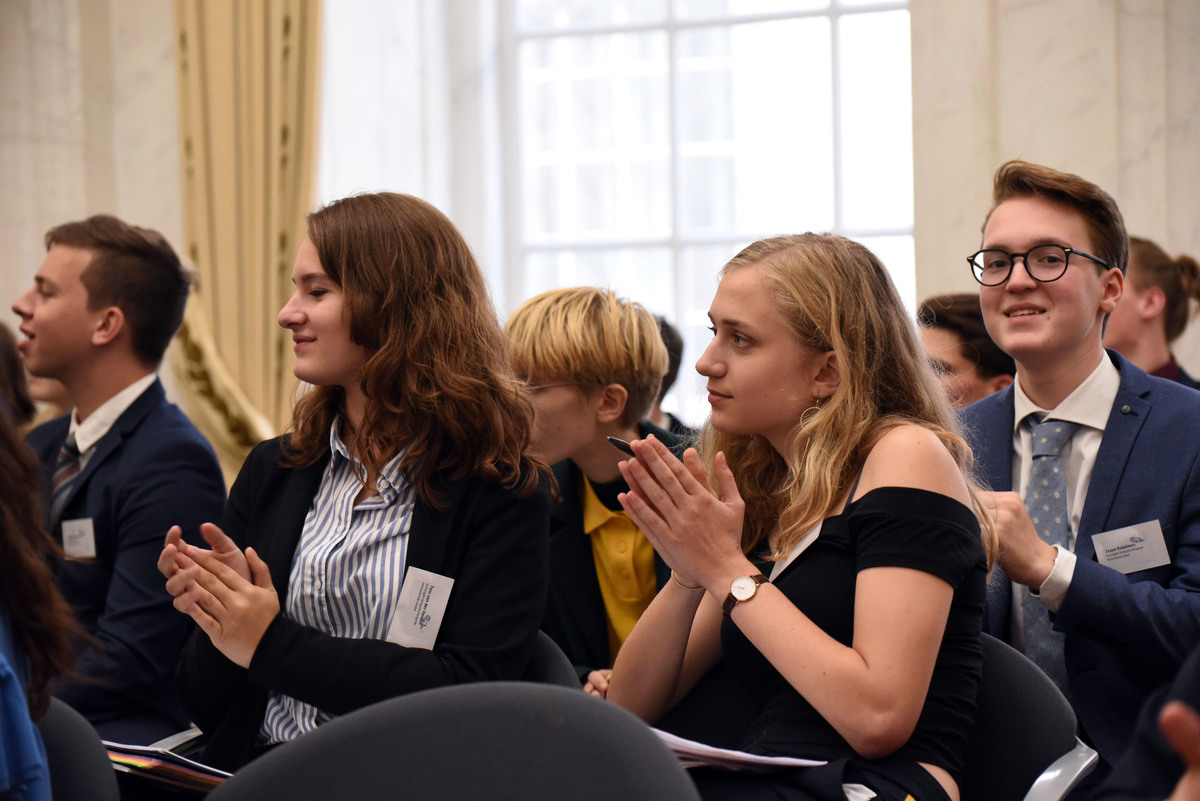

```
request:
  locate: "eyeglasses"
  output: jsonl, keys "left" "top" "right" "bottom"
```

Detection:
{"left": 967, "top": 244, "right": 1109, "bottom": 286}
{"left": 522, "top": 381, "right": 576, "bottom": 393}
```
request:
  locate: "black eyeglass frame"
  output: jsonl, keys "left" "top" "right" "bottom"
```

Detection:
{"left": 967, "top": 244, "right": 1110, "bottom": 287}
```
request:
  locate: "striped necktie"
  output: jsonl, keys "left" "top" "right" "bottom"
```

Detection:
{"left": 49, "top": 433, "right": 82, "bottom": 527}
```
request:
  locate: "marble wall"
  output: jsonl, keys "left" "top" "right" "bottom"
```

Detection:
{"left": 912, "top": 0, "right": 1200, "bottom": 368}
{"left": 0, "top": 0, "right": 182, "bottom": 319}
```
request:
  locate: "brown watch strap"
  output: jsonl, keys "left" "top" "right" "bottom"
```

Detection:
{"left": 722, "top": 573, "right": 769, "bottom": 617}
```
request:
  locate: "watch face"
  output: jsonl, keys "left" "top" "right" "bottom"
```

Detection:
{"left": 731, "top": 575, "right": 758, "bottom": 601}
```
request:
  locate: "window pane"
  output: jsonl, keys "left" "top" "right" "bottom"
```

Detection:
{"left": 675, "top": 0, "right": 830, "bottom": 17}
{"left": 677, "top": 19, "right": 834, "bottom": 238}
{"left": 522, "top": 248, "right": 674, "bottom": 309}
{"left": 856, "top": 234, "right": 916, "bottom": 312}
{"left": 672, "top": 243, "right": 748, "bottom": 426}
{"left": 519, "top": 33, "right": 671, "bottom": 243}
{"left": 517, "top": 0, "right": 667, "bottom": 32}
{"left": 838, "top": 11, "right": 913, "bottom": 230}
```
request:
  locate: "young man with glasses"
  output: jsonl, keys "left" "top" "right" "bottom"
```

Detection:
{"left": 959, "top": 160, "right": 1200, "bottom": 780}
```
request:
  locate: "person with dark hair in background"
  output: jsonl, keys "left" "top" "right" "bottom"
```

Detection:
{"left": 1103, "top": 236, "right": 1200, "bottom": 390}
{"left": 159, "top": 192, "right": 551, "bottom": 771}
{"left": 11, "top": 214, "right": 226, "bottom": 744}
{"left": 0, "top": 322, "right": 36, "bottom": 427}
{"left": 0, "top": 397, "right": 83, "bottom": 801}
{"left": 960, "top": 161, "right": 1200, "bottom": 780}
{"left": 650, "top": 315, "right": 698, "bottom": 438}
{"left": 918, "top": 293, "right": 1015, "bottom": 408}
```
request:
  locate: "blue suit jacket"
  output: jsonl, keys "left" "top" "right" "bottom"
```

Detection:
{"left": 26, "top": 379, "right": 226, "bottom": 744}
{"left": 959, "top": 351, "right": 1200, "bottom": 763}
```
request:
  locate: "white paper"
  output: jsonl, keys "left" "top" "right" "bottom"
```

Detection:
{"left": 652, "top": 728, "right": 826, "bottom": 772}
{"left": 1092, "top": 520, "right": 1170, "bottom": 575}
{"left": 386, "top": 567, "right": 454, "bottom": 649}
{"left": 62, "top": 518, "right": 96, "bottom": 560}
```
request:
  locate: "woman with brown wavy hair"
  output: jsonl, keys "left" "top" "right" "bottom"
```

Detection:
{"left": 608, "top": 234, "right": 994, "bottom": 801}
{"left": 158, "top": 192, "right": 550, "bottom": 770}
{"left": 1, "top": 409, "right": 78, "bottom": 800}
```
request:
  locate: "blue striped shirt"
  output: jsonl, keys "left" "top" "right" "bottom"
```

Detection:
{"left": 259, "top": 421, "right": 415, "bottom": 745}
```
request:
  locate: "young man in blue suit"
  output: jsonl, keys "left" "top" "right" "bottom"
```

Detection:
{"left": 11, "top": 215, "right": 226, "bottom": 744}
{"left": 959, "top": 161, "right": 1200, "bottom": 778}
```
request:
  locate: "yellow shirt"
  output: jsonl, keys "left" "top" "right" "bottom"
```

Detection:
{"left": 581, "top": 476, "right": 658, "bottom": 665}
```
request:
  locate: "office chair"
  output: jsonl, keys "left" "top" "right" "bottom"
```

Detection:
{"left": 523, "top": 630, "right": 581, "bottom": 688}
{"left": 35, "top": 697, "right": 120, "bottom": 801}
{"left": 961, "top": 634, "right": 1098, "bottom": 801}
{"left": 207, "top": 681, "right": 701, "bottom": 800}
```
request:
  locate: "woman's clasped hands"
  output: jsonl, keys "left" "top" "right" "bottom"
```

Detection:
{"left": 616, "top": 435, "right": 748, "bottom": 594}
{"left": 158, "top": 523, "right": 280, "bottom": 669}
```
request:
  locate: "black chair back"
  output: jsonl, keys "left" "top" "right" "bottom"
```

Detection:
{"left": 208, "top": 682, "right": 701, "bottom": 801}
{"left": 960, "top": 634, "right": 1084, "bottom": 801}
{"left": 36, "top": 697, "right": 120, "bottom": 801}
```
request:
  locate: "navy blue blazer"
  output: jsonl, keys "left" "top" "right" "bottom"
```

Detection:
{"left": 26, "top": 379, "right": 226, "bottom": 744}
{"left": 178, "top": 436, "right": 551, "bottom": 770}
{"left": 540, "top": 422, "right": 678, "bottom": 681}
{"left": 959, "top": 350, "right": 1200, "bottom": 763}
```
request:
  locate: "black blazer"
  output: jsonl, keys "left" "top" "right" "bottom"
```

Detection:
{"left": 178, "top": 437, "right": 550, "bottom": 770}
{"left": 27, "top": 379, "right": 226, "bottom": 744}
{"left": 540, "top": 422, "right": 681, "bottom": 681}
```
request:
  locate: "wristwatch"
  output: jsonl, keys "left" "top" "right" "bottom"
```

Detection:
{"left": 722, "top": 573, "right": 769, "bottom": 617}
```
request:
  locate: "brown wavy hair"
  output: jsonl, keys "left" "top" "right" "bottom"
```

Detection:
{"left": 699, "top": 234, "right": 996, "bottom": 566}
{"left": 281, "top": 192, "right": 544, "bottom": 505}
{"left": 0, "top": 411, "right": 81, "bottom": 718}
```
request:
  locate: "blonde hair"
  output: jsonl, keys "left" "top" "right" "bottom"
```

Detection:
{"left": 506, "top": 287, "right": 669, "bottom": 427}
{"left": 701, "top": 234, "right": 997, "bottom": 566}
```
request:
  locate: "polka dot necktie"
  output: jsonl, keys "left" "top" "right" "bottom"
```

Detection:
{"left": 1021, "top": 416, "right": 1080, "bottom": 696}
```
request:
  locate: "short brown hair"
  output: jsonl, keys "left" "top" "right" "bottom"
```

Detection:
{"left": 45, "top": 215, "right": 192, "bottom": 367}
{"left": 917, "top": 293, "right": 1015, "bottom": 380}
{"left": 1128, "top": 236, "right": 1200, "bottom": 344}
{"left": 984, "top": 160, "right": 1128, "bottom": 276}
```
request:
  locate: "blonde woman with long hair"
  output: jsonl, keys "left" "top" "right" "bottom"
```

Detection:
{"left": 608, "top": 234, "right": 995, "bottom": 801}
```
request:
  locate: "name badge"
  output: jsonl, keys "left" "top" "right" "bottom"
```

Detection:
{"left": 62, "top": 518, "right": 97, "bottom": 560}
{"left": 1092, "top": 520, "right": 1170, "bottom": 575}
{"left": 386, "top": 567, "right": 454, "bottom": 650}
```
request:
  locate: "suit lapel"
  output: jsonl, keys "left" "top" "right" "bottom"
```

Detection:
{"left": 264, "top": 455, "right": 327, "bottom": 599}
{"left": 974, "top": 387, "right": 1017, "bottom": 493}
{"left": 1078, "top": 358, "right": 1151, "bottom": 560}
{"left": 60, "top": 381, "right": 163, "bottom": 517}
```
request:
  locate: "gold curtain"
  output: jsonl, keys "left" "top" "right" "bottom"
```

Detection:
{"left": 169, "top": 0, "right": 322, "bottom": 484}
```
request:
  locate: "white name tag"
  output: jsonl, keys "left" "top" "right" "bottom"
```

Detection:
{"left": 386, "top": 567, "right": 454, "bottom": 650}
{"left": 61, "top": 518, "right": 97, "bottom": 560}
{"left": 1092, "top": 520, "right": 1170, "bottom": 575}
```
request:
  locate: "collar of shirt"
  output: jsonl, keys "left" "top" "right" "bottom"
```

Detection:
{"left": 327, "top": 417, "right": 408, "bottom": 504}
{"left": 581, "top": 475, "right": 629, "bottom": 535}
{"left": 1009, "top": 353, "right": 1121, "bottom": 548}
{"left": 69, "top": 373, "right": 158, "bottom": 457}
{"left": 1012, "top": 354, "right": 1120, "bottom": 434}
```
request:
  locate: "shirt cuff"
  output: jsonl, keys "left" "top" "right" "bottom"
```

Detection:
{"left": 1029, "top": 544, "right": 1074, "bottom": 612}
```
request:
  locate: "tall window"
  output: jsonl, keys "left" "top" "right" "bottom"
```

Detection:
{"left": 502, "top": 0, "right": 913, "bottom": 426}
